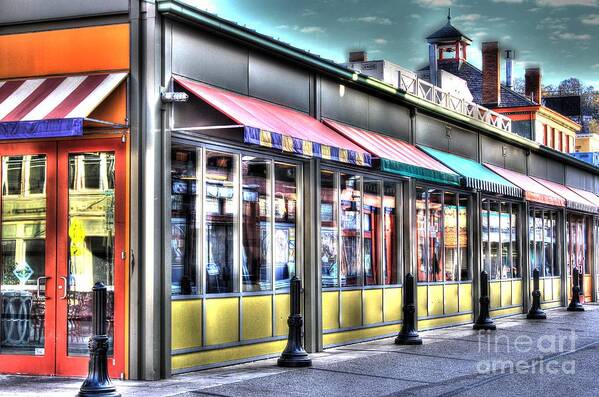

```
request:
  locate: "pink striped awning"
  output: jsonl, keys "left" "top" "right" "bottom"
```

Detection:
{"left": 0, "top": 72, "right": 127, "bottom": 139}
{"left": 484, "top": 163, "right": 566, "bottom": 207}
{"left": 322, "top": 119, "right": 460, "bottom": 185}
{"left": 532, "top": 177, "right": 598, "bottom": 213}
{"left": 566, "top": 186, "right": 599, "bottom": 212}
{"left": 174, "top": 76, "right": 371, "bottom": 166}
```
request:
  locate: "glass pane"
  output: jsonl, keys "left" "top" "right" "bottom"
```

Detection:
{"left": 274, "top": 163, "right": 297, "bottom": 289}
{"left": 443, "top": 192, "right": 457, "bottom": 281}
{"left": 458, "top": 195, "right": 470, "bottom": 281}
{"left": 416, "top": 187, "right": 427, "bottom": 282}
{"left": 320, "top": 171, "right": 338, "bottom": 288}
{"left": 383, "top": 182, "right": 397, "bottom": 285}
{"left": 67, "top": 152, "right": 115, "bottom": 356}
{"left": 529, "top": 211, "right": 535, "bottom": 276}
{"left": 489, "top": 201, "right": 501, "bottom": 280}
{"left": 481, "top": 199, "right": 489, "bottom": 276}
{"left": 500, "top": 202, "right": 510, "bottom": 279}
{"left": 551, "top": 212, "right": 560, "bottom": 277}
{"left": 242, "top": 157, "right": 271, "bottom": 292}
{"left": 511, "top": 204, "right": 520, "bottom": 278}
{"left": 1, "top": 155, "right": 47, "bottom": 355}
{"left": 582, "top": 220, "right": 588, "bottom": 274}
{"left": 340, "top": 174, "right": 361, "bottom": 287}
{"left": 363, "top": 179, "right": 381, "bottom": 286}
{"left": 544, "top": 211, "right": 554, "bottom": 277}
{"left": 171, "top": 147, "right": 198, "bottom": 295}
{"left": 428, "top": 190, "right": 443, "bottom": 283}
{"left": 535, "top": 210, "right": 544, "bottom": 276}
{"left": 205, "top": 152, "right": 237, "bottom": 294}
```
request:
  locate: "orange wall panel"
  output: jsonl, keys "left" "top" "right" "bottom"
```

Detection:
{"left": 88, "top": 81, "right": 127, "bottom": 124}
{"left": 0, "top": 24, "right": 129, "bottom": 79}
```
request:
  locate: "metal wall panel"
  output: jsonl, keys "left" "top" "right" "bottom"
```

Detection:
{"left": 248, "top": 51, "right": 310, "bottom": 112}
{"left": 448, "top": 126, "right": 478, "bottom": 160}
{"left": 0, "top": 0, "right": 129, "bottom": 25}
{"left": 502, "top": 144, "right": 527, "bottom": 174}
{"left": 566, "top": 165, "right": 594, "bottom": 191}
{"left": 172, "top": 23, "right": 249, "bottom": 95}
{"left": 415, "top": 114, "right": 449, "bottom": 152}
{"left": 480, "top": 135, "right": 505, "bottom": 168}
{"left": 320, "top": 78, "right": 368, "bottom": 129}
{"left": 546, "top": 158, "right": 565, "bottom": 184}
{"left": 528, "top": 152, "right": 547, "bottom": 179}
{"left": 367, "top": 96, "right": 410, "bottom": 141}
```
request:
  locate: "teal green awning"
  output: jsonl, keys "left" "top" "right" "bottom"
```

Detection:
{"left": 322, "top": 118, "right": 460, "bottom": 186}
{"left": 419, "top": 146, "right": 522, "bottom": 197}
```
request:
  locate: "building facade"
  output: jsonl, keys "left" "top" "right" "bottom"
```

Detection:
{"left": 1, "top": 0, "right": 599, "bottom": 380}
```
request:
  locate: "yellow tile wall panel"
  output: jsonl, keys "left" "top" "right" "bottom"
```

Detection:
{"left": 490, "top": 281, "right": 501, "bottom": 309}
{"left": 459, "top": 283, "right": 473, "bottom": 312}
{"left": 171, "top": 300, "right": 202, "bottom": 350}
{"left": 172, "top": 340, "right": 287, "bottom": 370}
{"left": 553, "top": 278, "right": 561, "bottom": 302}
{"left": 584, "top": 275, "right": 592, "bottom": 301}
{"left": 323, "top": 323, "right": 399, "bottom": 346}
{"left": 242, "top": 295, "right": 272, "bottom": 341}
{"left": 205, "top": 297, "right": 239, "bottom": 346}
{"left": 274, "top": 294, "right": 290, "bottom": 336}
{"left": 501, "top": 280, "right": 512, "bottom": 308}
{"left": 417, "top": 285, "right": 428, "bottom": 318}
{"left": 418, "top": 313, "right": 473, "bottom": 330}
{"left": 512, "top": 279, "right": 523, "bottom": 306}
{"left": 384, "top": 287, "right": 402, "bottom": 322}
{"left": 322, "top": 291, "right": 340, "bottom": 330}
{"left": 443, "top": 284, "right": 459, "bottom": 314}
{"left": 490, "top": 306, "right": 522, "bottom": 318}
{"left": 341, "top": 290, "right": 362, "bottom": 328}
{"left": 428, "top": 285, "right": 444, "bottom": 316}
{"left": 363, "top": 289, "right": 383, "bottom": 325}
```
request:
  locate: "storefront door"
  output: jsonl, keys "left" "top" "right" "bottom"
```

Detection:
{"left": 0, "top": 138, "right": 126, "bottom": 377}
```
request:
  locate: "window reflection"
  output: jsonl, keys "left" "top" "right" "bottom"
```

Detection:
{"left": 383, "top": 182, "right": 397, "bottom": 285}
{"left": 416, "top": 188, "right": 427, "bottom": 282}
{"left": 363, "top": 180, "right": 381, "bottom": 286}
{"left": 340, "top": 174, "right": 361, "bottom": 287}
{"left": 427, "top": 190, "right": 443, "bottom": 283}
{"left": 458, "top": 195, "right": 469, "bottom": 281}
{"left": 274, "top": 163, "right": 298, "bottom": 288}
{"left": 443, "top": 192, "right": 458, "bottom": 281}
{"left": 320, "top": 171, "right": 338, "bottom": 288}
{"left": 529, "top": 208, "right": 560, "bottom": 278}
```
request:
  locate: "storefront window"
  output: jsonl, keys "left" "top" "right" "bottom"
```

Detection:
{"left": 416, "top": 186, "right": 470, "bottom": 284}
{"left": 340, "top": 173, "right": 362, "bottom": 287}
{"left": 242, "top": 157, "right": 271, "bottom": 292}
{"left": 364, "top": 180, "right": 381, "bottom": 285}
{"left": 482, "top": 199, "right": 490, "bottom": 276}
{"left": 511, "top": 205, "right": 520, "bottom": 278}
{"left": 205, "top": 151, "right": 237, "bottom": 294}
{"left": 567, "top": 215, "right": 589, "bottom": 276}
{"left": 443, "top": 192, "right": 458, "bottom": 281}
{"left": 274, "top": 163, "right": 298, "bottom": 288}
{"left": 320, "top": 171, "right": 338, "bottom": 288}
{"left": 321, "top": 171, "right": 400, "bottom": 288}
{"left": 171, "top": 147, "right": 198, "bottom": 295}
{"left": 383, "top": 182, "right": 397, "bottom": 285}
{"left": 529, "top": 208, "right": 560, "bottom": 278}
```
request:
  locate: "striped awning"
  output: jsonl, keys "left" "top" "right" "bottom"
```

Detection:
{"left": 568, "top": 187, "right": 599, "bottom": 210}
{"left": 0, "top": 72, "right": 127, "bottom": 139}
{"left": 484, "top": 164, "right": 566, "bottom": 207}
{"left": 533, "top": 177, "right": 598, "bottom": 213}
{"left": 174, "top": 76, "right": 371, "bottom": 167}
{"left": 322, "top": 119, "right": 459, "bottom": 185}
{"left": 420, "top": 146, "right": 522, "bottom": 197}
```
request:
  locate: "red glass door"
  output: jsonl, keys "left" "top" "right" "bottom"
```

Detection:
{"left": 0, "top": 142, "right": 57, "bottom": 375}
{"left": 55, "top": 138, "right": 126, "bottom": 377}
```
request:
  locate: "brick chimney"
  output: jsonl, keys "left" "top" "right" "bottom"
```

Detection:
{"left": 482, "top": 42, "right": 500, "bottom": 106}
{"left": 349, "top": 51, "right": 367, "bottom": 62}
{"left": 525, "top": 68, "right": 542, "bottom": 103}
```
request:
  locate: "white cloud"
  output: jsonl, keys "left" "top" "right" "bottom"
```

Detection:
{"left": 592, "top": 64, "right": 599, "bottom": 68}
{"left": 410, "top": 14, "right": 422, "bottom": 19}
{"left": 301, "top": 9, "right": 316, "bottom": 17}
{"left": 581, "top": 14, "right": 599, "bottom": 24}
{"left": 373, "top": 38, "right": 388, "bottom": 44}
{"left": 414, "top": 0, "right": 453, "bottom": 7}
{"left": 492, "top": 0, "right": 524, "bottom": 3}
{"left": 453, "top": 13, "right": 482, "bottom": 22}
{"left": 536, "top": 0, "right": 598, "bottom": 6}
{"left": 337, "top": 16, "right": 393, "bottom": 25}
{"left": 551, "top": 31, "right": 592, "bottom": 40}
{"left": 300, "top": 26, "right": 326, "bottom": 33}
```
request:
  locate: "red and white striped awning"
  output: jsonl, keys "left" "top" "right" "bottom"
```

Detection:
{"left": 0, "top": 72, "right": 127, "bottom": 121}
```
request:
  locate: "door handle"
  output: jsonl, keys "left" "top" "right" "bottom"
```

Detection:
{"left": 36, "top": 276, "right": 49, "bottom": 299}
{"left": 59, "top": 276, "right": 68, "bottom": 300}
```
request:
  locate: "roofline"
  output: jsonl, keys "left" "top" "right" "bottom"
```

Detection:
{"left": 156, "top": 0, "right": 599, "bottom": 176}
{"left": 495, "top": 105, "right": 581, "bottom": 132}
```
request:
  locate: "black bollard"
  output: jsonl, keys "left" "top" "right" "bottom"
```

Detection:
{"left": 567, "top": 268, "right": 584, "bottom": 312}
{"left": 78, "top": 282, "right": 120, "bottom": 397}
{"left": 277, "top": 276, "right": 312, "bottom": 367}
{"left": 395, "top": 273, "right": 422, "bottom": 345}
{"left": 527, "top": 269, "right": 546, "bottom": 319}
{"left": 473, "top": 271, "right": 496, "bottom": 331}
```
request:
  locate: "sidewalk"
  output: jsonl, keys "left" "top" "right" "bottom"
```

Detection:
{"left": 2, "top": 305, "right": 599, "bottom": 397}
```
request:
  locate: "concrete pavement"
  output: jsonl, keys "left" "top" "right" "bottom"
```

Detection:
{"left": 2, "top": 305, "right": 599, "bottom": 397}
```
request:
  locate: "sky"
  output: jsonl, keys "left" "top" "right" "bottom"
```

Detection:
{"left": 186, "top": 0, "right": 599, "bottom": 88}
